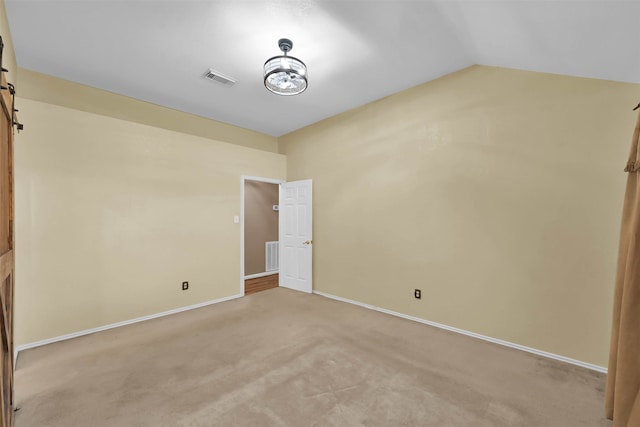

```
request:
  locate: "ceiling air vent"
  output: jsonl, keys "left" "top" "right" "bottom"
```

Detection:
{"left": 203, "top": 69, "right": 237, "bottom": 87}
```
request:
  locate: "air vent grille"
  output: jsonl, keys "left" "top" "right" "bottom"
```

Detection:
{"left": 203, "top": 69, "right": 237, "bottom": 87}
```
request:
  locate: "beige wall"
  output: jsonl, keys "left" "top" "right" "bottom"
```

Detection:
{"left": 18, "top": 69, "right": 278, "bottom": 153}
{"left": 280, "top": 65, "right": 639, "bottom": 367}
{"left": 244, "top": 181, "right": 279, "bottom": 276}
{"left": 14, "top": 98, "right": 285, "bottom": 346}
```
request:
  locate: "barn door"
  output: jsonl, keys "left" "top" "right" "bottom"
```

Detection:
{"left": 0, "top": 35, "right": 15, "bottom": 427}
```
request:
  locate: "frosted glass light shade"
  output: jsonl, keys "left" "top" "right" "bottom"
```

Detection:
{"left": 263, "top": 55, "right": 307, "bottom": 96}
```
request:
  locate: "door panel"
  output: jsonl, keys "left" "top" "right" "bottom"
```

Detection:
{"left": 279, "top": 180, "right": 312, "bottom": 293}
{"left": 0, "top": 39, "right": 15, "bottom": 427}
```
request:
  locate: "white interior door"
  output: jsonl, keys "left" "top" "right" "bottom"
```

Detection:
{"left": 279, "top": 179, "right": 312, "bottom": 293}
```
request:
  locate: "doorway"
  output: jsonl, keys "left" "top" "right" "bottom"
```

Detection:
{"left": 240, "top": 176, "right": 313, "bottom": 296}
{"left": 241, "top": 176, "right": 283, "bottom": 295}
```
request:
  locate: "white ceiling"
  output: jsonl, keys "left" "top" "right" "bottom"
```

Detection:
{"left": 5, "top": 0, "right": 640, "bottom": 136}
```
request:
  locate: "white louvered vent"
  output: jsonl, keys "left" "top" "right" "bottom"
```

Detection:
{"left": 203, "top": 69, "right": 237, "bottom": 87}
{"left": 265, "top": 241, "right": 279, "bottom": 272}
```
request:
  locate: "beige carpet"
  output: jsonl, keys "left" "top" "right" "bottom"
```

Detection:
{"left": 15, "top": 288, "right": 610, "bottom": 426}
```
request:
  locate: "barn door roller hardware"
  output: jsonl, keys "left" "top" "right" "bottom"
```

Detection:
{"left": 7, "top": 84, "right": 22, "bottom": 132}
{"left": 0, "top": 35, "right": 7, "bottom": 91}
{"left": 0, "top": 35, "right": 24, "bottom": 132}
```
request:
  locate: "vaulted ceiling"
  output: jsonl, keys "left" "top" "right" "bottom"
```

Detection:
{"left": 6, "top": 0, "right": 640, "bottom": 136}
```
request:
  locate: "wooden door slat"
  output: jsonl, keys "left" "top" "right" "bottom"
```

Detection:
{"left": 0, "top": 294, "right": 8, "bottom": 353}
{"left": 0, "top": 252, "right": 11, "bottom": 282}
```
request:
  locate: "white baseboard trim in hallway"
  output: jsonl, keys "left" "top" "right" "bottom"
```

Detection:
{"left": 313, "top": 290, "right": 607, "bottom": 374}
{"left": 15, "top": 293, "right": 243, "bottom": 362}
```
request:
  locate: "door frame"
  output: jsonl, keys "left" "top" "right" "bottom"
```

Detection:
{"left": 240, "top": 176, "right": 285, "bottom": 296}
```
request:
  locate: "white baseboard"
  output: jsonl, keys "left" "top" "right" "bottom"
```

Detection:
{"left": 244, "top": 271, "right": 278, "bottom": 280}
{"left": 313, "top": 290, "right": 607, "bottom": 374}
{"left": 15, "top": 293, "right": 243, "bottom": 360}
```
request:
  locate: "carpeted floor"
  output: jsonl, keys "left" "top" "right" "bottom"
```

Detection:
{"left": 15, "top": 288, "right": 610, "bottom": 426}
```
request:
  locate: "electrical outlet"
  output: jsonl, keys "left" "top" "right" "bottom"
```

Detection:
{"left": 414, "top": 289, "right": 421, "bottom": 299}
{"left": 182, "top": 281, "right": 189, "bottom": 291}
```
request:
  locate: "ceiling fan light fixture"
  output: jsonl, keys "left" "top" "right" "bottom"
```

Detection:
{"left": 264, "top": 38, "right": 307, "bottom": 96}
